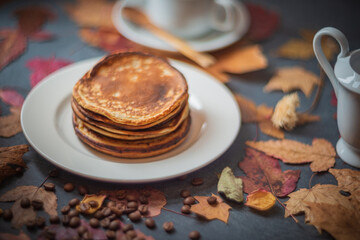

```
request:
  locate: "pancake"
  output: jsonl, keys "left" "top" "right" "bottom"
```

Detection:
{"left": 73, "top": 52, "right": 188, "bottom": 126}
{"left": 73, "top": 114, "right": 191, "bottom": 158}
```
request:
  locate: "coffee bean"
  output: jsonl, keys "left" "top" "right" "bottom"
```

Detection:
{"left": 69, "top": 198, "right": 80, "bottom": 207}
{"left": 36, "top": 216, "right": 46, "bottom": 228}
{"left": 78, "top": 185, "right": 88, "bottom": 196}
{"left": 87, "top": 200, "right": 98, "bottom": 209}
{"left": 183, "top": 196, "right": 196, "bottom": 205}
{"left": 64, "top": 182, "right": 75, "bottom": 192}
{"left": 106, "top": 230, "right": 116, "bottom": 239}
{"left": 100, "top": 217, "right": 110, "bottom": 228}
{"left": 49, "top": 215, "right": 60, "bottom": 224}
{"left": 79, "top": 202, "right": 90, "bottom": 213}
{"left": 108, "top": 213, "right": 117, "bottom": 221}
{"left": 107, "top": 201, "right": 116, "bottom": 208}
{"left": 32, "top": 199, "right": 44, "bottom": 210}
{"left": 129, "top": 210, "right": 141, "bottom": 222}
{"left": 127, "top": 201, "right": 138, "bottom": 209}
{"left": 122, "top": 223, "right": 134, "bottom": 232}
{"left": 126, "top": 194, "right": 137, "bottom": 202}
{"left": 20, "top": 197, "right": 31, "bottom": 208}
{"left": 44, "top": 182, "right": 55, "bottom": 191}
{"left": 126, "top": 230, "right": 137, "bottom": 239}
{"left": 109, "top": 206, "right": 123, "bottom": 217}
{"left": 82, "top": 231, "right": 93, "bottom": 240}
{"left": 101, "top": 207, "right": 112, "bottom": 217}
{"left": 26, "top": 219, "right": 36, "bottom": 230}
{"left": 69, "top": 217, "right": 81, "bottom": 228}
{"left": 45, "top": 228, "right": 56, "bottom": 240}
{"left": 61, "top": 205, "right": 71, "bottom": 214}
{"left": 48, "top": 169, "right": 59, "bottom": 177}
{"left": 89, "top": 218, "right": 99, "bottom": 228}
{"left": 189, "top": 230, "right": 201, "bottom": 240}
{"left": 116, "top": 190, "right": 127, "bottom": 200}
{"left": 140, "top": 190, "right": 151, "bottom": 197}
{"left": 145, "top": 218, "right": 156, "bottom": 229}
{"left": 191, "top": 177, "right": 204, "bottom": 186}
{"left": 109, "top": 219, "right": 120, "bottom": 230}
{"left": 62, "top": 215, "right": 70, "bottom": 226}
{"left": 139, "top": 195, "right": 148, "bottom": 204}
{"left": 138, "top": 204, "right": 148, "bottom": 215}
{"left": 68, "top": 209, "right": 79, "bottom": 218}
{"left": 77, "top": 225, "right": 87, "bottom": 236}
{"left": 339, "top": 190, "right": 351, "bottom": 197}
{"left": 181, "top": 205, "right": 191, "bottom": 214}
{"left": 180, "top": 190, "right": 191, "bottom": 198}
{"left": 163, "top": 221, "right": 174, "bottom": 232}
{"left": 207, "top": 196, "right": 218, "bottom": 205}
{"left": 177, "top": 174, "right": 187, "bottom": 181}
{"left": 15, "top": 167, "right": 23, "bottom": 174}
{"left": 3, "top": 209, "right": 12, "bottom": 220}
{"left": 123, "top": 207, "right": 137, "bottom": 214}
{"left": 94, "top": 210, "right": 103, "bottom": 219}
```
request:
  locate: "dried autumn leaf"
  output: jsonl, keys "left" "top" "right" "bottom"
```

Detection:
{"left": 80, "top": 220, "right": 106, "bottom": 239}
{"left": 217, "top": 166, "right": 243, "bottom": 203}
{"left": 0, "top": 231, "right": 31, "bottom": 240}
{"left": 246, "top": 138, "right": 336, "bottom": 172}
{"left": 100, "top": 188, "right": 166, "bottom": 217}
{"left": 26, "top": 57, "right": 72, "bottom": 88}
{"left": 258, "top": 120, "right": 284, "bottom": 139}
{"left": 0, "top": 88, "right": 24, "bottom": 107}
{"left": 118, "top": 221, "right": 155, "bottom": 240}
{"left": 28, "top": 30, "right": 55, "bottom": 42}
{"left": 0, "top": 144, "right": 28, "bottom": 184}
{"left": 234, "top": 93, "right": 273, "bottom": 123}
{"left": 296, "top": 113, "right": 320, "bottom": 126}
{"left": 0, "top": 107, "right": 22, "bottom": 137}
{"left": 264, "top": 67, "right": 321, "bottom": 97}
{"left": 76, "top": 194, "right": 106, "bottom": 214}
{"left": 0, "top": 28, "right": 27, "bottom": 71}
{"left": 191, "top": 194, "right": 231, "bottom": 223}
{"left": 277, "top": 39, "right": 314, "bottom": 60}
{"left": 0, "top": 185, "right": 57, "bottom": 228}
{"left": 271, "top": 92, "right": 299, "bottom": 131}
{"left": 245, "top": 189, "right": 276, "bottom": 211}
{"left": 239, "top": 148, "right": 300, "bottom": 197}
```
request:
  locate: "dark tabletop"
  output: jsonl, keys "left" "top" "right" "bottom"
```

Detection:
{"left": 1, "top": 0, "right": 360, "bottom": 239}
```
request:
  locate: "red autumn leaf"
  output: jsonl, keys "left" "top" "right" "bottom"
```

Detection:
{"left": 239, "top": 148, "right": 300, "bottom": 197}
{"left": 245, "top": 3, "right": 280, "bottom": 41}
{"left": 28, "top": 30, "right": 55, "bottom": 42}
{"left": 37, "top": 224, "right": 77, "bottom": 240}
{"left": 26, "top": 57, "right": 73, "bottom": 87}
{"left": 0, "top": 88, "right": 24, "bottom": 107}
{"left": 0, "top": 28, "right": 27, "bottom": 71}
{"left": 14, "top": 6, "right": 56, "bottom": 37}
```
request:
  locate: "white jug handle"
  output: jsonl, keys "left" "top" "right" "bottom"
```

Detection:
{"left": 210, "top": 0, "right": 236, "bottom": 32}
{"left": 313, "top": 27, "right": 349, "bottom": 97}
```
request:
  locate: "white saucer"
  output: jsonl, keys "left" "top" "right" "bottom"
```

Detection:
{"left": 112, "top": 0, "right": 249, "bottom": 52}
{"left": 21, "top": 57, "right": 241, "bottom": 183}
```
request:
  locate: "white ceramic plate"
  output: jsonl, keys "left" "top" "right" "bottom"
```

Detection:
{"left": 112, "top": 0, "right": 249, "bottom": 52}
{"left": 21, "top": 58, "right": 241, "bottom": 183}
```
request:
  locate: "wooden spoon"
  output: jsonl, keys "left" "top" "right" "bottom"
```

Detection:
{"left": 122, "top": 7, "right": 216, "bottom": 68}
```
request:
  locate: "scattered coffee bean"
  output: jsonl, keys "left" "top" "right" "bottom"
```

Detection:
{"left": 129, "top": 210, "right": 142, "bottom": 222}
{"left": 145, "top": 218, "right": 156, "bottom": 229}
{"left": 87, "top": 200, "right": 98, "bottom": 208}
{"left": 61, "top": 205, "right": 71, "bottom": 214}
{"left": 49, "top": 169, "right": 59, "bottom": 177}
{"left": 110, "top": 206, "right": 123, "bottom": 217}
{"left": 20, "top": 197, "right": 31, "bottom": 208}
{"left": 78, "top": 185, "right": 88, "bottom": 196}
{"left": 26, "top": 219, "right": 36, "bottom": 230}
{"left": 101, "top": 207, "right": 112, "bottom": 217}
{"left": 339, "top": 190, "right": 351, "bottom": 197}
{"left": 126, "top": 230, "right": 137, "bottom": 239}
{"left": 122, "top": 223, "right": 134, "bottom": 232}
{"left": 109, "top": 219, "right": 120, "bottom": 230}
{"left": 32, "top": 199, "right": 44, "bottom": 210}
{"left": 77, "top": 225, "right": 87, "bottom": 236}
{"left": 62, "top": 215, "right": 70, "bottom": 226}
{"left": 44, "top": 182, "right": 55, "bottom": 191}
{"left": 64, "top": 182, "right": 75, "bottom": 192}
{"left": 180, "top": 190, "right": 191, "bottom": 198}
{"left": 106, "top": 230, "right": 116, "bottom": 239}
{"left": 49, "top": 215, "right": 60, "bottom": 224}
{"left": 177, "top": 174, "right": 187, "bottom": 181}
{"left": 79, "top": 202, "right": 90, "bottom": 213}
{"left": 89, "top": 218, "right": 100, "bottom": 228}
{"left": 123, "top": 207, "right": 137, "bottom": 214}
{"left": 45, "top": 228, "right": 56, "bottom": 240}
{"left": 138, "top": 204, "right": 148, "bottom": 215}
{"left": 163, "top": 221, "right": 174, "bottom": 233}
{"left": 181, "top": 205, "right": 191, "bottom": 214}
{"left": 69, "top": 216, "right": 81, "bottom": 228}
{"left": 100, "top": 217, "right": 110, "bottom": 228}
{"left": 69, "top": 198, "right": 80, "bottom": 208}
{"left": 189, "top": 230, "right": 201, "bottom": 240}
{"left": 139, "top": 195, "right": 148, "bottom": 204}
{"left": 108, "top": 213, "right": 117, "bottom": 221}
{"left": 116, "top": 190, "right": 127, "bottom": 200}
{"left": 3, "top": 209, "right": 12, "bottom": 221}
{"left": 207, "top": 196, "right": 218, "bottom": 205}
{"left": 191, "top": 177, "right": 204, "bottom": 186}
{"left": 106, "top": 201, "right": 116, "bottom": 208}
{"left": 141, "top": 190, "right": 151, "bottom": 197}
{"left": 94, "top": 210, "right": 103, "bottom": 219}
{"left": 82, "top": 231, "right": 93, "bottom": 240}
{"left": 126, "top": 194, "right": 137, "bottom": 202}
{"left": 68, "top": 209, "right": 79, "bottom": 218}
{"left": 183, "top": 196, "right": 196, "bottom": 205}
{"left": 36, "top": 216, "right": 46, "bottom": 228}
{"left": 15, "top": 167, "right": 23, "bottom": 174}
{"left": 127, "top": 201, "right": 138, "bottom": 209}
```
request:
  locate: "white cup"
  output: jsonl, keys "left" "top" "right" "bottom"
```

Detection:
{"left": 145, "top": 0, "right": 237, "bottom": 39}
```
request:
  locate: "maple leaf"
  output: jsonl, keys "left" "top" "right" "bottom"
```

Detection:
{"left": 246, "top": 138, "right": 336, "bottom": 172}
{"left": 0, "top": 185, "right": 57, "bottom": 228}
{"left": 258, "top": 120, "right": 285, "bottom": 139}
{"left": 0, "top": 88, "right": 24, "bottom": 107}
{"left": 264, "top": 67, "right": 321, "bottom": 97}
{"left": 245, "top": 189, "right": 276, "bottom": 211}
{"left": 0, "top": 232, "right": 31, "bottom": 240}
{"left": 234, "top": 93, "right": 273, "bottom": 123}
{"left": 245, "top": 3, "right": 279, "bottom": 41}
{"left": 0, "top": 28, "right": 27, "bottom": 71}
{"left": 217, "top": 166, "right": 243, "bottom": 202}
{"left": 26, "top": 57, "right": 73, "bottom": 88}
{"left": 76, "top": 194, "right": 106, "bottom": 214}
{"left": 0, "top": 144, "right": 28, "bottom": 184}
{"left": 239, "top": 148, "right": 300, "bottom": 197}
{"left": 190, "top": 194, "right": 231, "bottom": 223}
{"left": 0, "top": 107, "right": 22, "bottom": 137}
{"left": 100, "top": 188, "right": 166, "bottom": 217}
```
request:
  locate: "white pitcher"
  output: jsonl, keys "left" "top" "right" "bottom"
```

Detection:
{"left": 313, "top": 27, "right": 360, "bottom": 168}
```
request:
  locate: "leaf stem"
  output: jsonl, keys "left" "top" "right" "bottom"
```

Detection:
{"left": 161, "top": 207, "right": 196, "bottom": 218}
{"left": 308, "top": 173, "right": 317, "bottom": 189}
{"left": 304, "top": 66, "right": 324, "bottom": 113}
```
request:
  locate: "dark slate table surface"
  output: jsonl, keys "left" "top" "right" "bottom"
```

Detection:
{"left": 1, "top": 0, "right": 360, "bottom": 239}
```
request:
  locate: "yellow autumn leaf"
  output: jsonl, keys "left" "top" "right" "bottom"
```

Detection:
{"left": 245, "top": 189, "right": 276, "bottom": 211}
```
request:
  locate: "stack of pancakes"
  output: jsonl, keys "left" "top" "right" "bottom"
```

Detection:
{"left": 72, "top": 52, "right": 191, "bottom": 158}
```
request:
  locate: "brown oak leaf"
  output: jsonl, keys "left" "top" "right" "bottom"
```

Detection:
{"left": 246, "top": 138, "right": 336, "bottom": 172}
{"left": 0, "top": 231, "right": 31, "bottom": 240}
{"left": 0, "top": 29, "right": 27, "bottom": 71}
{"left": 190, "top": 194, "right": 231, "bottom": 223}
{"left": 0, "top": 144, "right": 28, "bottom": 183}
{"left": 0, "top": 107, "right": 22, "bottom": 137}
{"left": 0, "top": 185, "right": 58, "bottom": 228}
{"left": 263, "top": 67, "right": 321, "bottom": 97}
{"left": 234, "top": 93, "right": 273, "bottom": 123}
{"left": 239, "top": 148, "right": 300, "bottom": 197}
